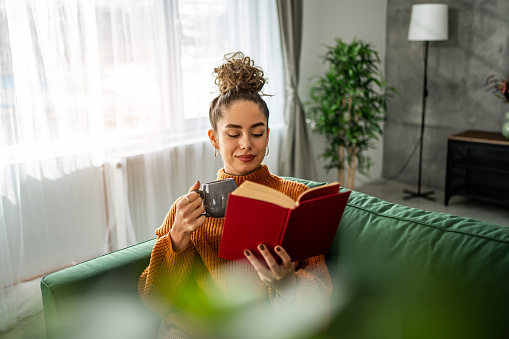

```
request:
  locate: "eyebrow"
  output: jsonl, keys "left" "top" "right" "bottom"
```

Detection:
{"left": 224, "top": 122, "right": 266, "bottom": 129}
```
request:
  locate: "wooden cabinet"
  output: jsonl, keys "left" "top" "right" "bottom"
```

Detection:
{"left": 445, "top": 130, "right": 509, "bottom": 206}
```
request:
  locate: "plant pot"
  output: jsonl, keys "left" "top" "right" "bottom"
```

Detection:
{"left": 503, "top": 111, "right": 509, "bottom": 140}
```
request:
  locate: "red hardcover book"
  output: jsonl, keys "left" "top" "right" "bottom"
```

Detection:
{"left": 218, "top": 181, "right": 351, "bottom": 264}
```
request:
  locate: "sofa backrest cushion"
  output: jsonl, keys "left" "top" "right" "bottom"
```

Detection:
{"left": 329, "top": 188, "right": 509, "bottom": 337}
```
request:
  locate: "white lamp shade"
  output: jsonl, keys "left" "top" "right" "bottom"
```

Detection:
{"left": 408, "top": 4, "right": 448, "bottom": 41}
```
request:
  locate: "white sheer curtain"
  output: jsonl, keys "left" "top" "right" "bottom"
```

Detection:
{"left": 0, "top": 0, "right": 283, "bottom": 331}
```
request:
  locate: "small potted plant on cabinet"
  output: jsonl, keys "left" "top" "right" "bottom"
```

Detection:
{"left": 306, "top": 37, "right": 396, "bottom": 188}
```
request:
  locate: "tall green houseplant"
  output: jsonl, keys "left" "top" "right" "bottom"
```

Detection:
{"left": 306, "top": 38, "right": 395, "bottom": 188}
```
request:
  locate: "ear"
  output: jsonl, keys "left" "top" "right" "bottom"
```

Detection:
{"left": 208, "top": 129, "right": 218, "bottom": 148}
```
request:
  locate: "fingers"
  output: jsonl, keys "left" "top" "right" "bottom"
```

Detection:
{"left": 243, "top": 249, "right": 267, "bottom": 274}
{"left": 258, "top": 244, "right": 293, "bottom": 268}
{"left": 274, "top": 246, "right": 293, "bottom": 266}
{"left": 188, "top": 181, "right": 201, "bottom": 193}
{"left": 182, "top": 191, "right": 201, "bottom": 205}
{"left": 244, "top": 245, "right": 296, "bottom": 294}
{"left": 174, "top": 182, "right": 206, "bottom": 233}
{"left": 179, "top": 180, "right": 202, "bottom": 210}
{"left": 177, "top": 191, "right": 202, "bottom": 212}
{"left": 244, "top": 245, "right": 294, "bottom": 278}
{"left": 257, "top": 244, "right": 280, "bottom": 271}
{"left": 183, "top": 181, "right": 201, "bottom": 202}
{"left": 187, "top": 203, "right": 206, "bottom": 223}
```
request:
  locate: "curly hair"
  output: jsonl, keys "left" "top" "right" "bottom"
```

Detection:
{"left": 209, "top": 52, "right": 270, "bottom": 131}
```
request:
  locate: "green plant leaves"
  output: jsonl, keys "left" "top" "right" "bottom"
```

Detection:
{"left": 305, "top": 37, "right": 396, "bottom": 175}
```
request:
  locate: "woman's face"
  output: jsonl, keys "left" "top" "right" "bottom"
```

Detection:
{"left": 208, "top": 100, "right": 269, "bottom": 176}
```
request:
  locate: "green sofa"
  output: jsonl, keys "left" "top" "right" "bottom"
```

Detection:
{"left": 41, "top": 179, "right": 509, "bottom": 339}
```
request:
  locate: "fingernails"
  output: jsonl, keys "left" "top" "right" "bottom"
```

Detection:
{"left": 276, "top": 246, "right": 281, "bottom": 252}
{"left": 244, "top": 250, "right": 250, "bottom": 256}
{"left": 258, "top": 244, "right": 265, "bottom": 250}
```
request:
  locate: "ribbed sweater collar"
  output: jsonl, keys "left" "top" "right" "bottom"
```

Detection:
{"left": 216, "top": 164, "right": 279, "bottom": 188}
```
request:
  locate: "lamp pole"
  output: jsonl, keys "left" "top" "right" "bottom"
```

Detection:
{"left": 404, "top": 41, "right": 435, "bottom": 201}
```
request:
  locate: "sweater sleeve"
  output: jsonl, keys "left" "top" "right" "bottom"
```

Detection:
{"left": 294, "top": 255, "right": 333, "bottom": 304}
{"left": 138, "top": 197, "right": 197, "bottom": 316}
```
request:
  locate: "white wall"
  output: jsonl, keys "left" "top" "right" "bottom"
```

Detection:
{"left": 299, "top": 0, "right": 387, "bottom": 186}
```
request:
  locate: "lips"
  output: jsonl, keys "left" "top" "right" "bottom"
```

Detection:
{"left": 237, "top": 154, "right": 256, "bottom": 162}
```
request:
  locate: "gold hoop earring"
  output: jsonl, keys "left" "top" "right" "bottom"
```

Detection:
{"left": 214, "top": 148, "right": 219, "bottom": 157}
{"left": 265, "top": 146, "right": 269, "bottom": 156}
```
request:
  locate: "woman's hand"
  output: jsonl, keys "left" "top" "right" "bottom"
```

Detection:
{"left": 244, "top": 244, "right": 297, "bottom": 300}
{"left": 170, "top": 181, "right": 206, "bottom": 252}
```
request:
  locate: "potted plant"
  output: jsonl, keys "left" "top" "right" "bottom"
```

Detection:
{"left": 306, "top": 37, "right": 396, "bottom": 188}
{"left": 484, "top": 75, "right": 509, "bottom": 139}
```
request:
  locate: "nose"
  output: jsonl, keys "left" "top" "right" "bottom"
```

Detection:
{"left": 240, "top": 135, "right": 252, "bottom": 150}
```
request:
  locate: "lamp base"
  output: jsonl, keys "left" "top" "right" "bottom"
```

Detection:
{"left": 403, "top": 189, "right": 436, "bottom": 201}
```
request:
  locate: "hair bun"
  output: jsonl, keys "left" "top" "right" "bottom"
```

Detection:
{"left": 214, "top": 52, "right": 267, "bottom": 95}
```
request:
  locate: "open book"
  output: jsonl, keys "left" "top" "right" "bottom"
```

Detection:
{"left": 218, "top": 181, "right": 351, "bottom": 264}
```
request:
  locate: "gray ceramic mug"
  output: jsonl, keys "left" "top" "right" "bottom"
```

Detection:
{"left": 193, "top": 178, "right": 237, "bottom": 218}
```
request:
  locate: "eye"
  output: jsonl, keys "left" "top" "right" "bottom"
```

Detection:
{"left": 252, "top": 132, "right": 264, "bottom": 137}
{"left": 227, "top": 133, "right": 240, "bottom": 138}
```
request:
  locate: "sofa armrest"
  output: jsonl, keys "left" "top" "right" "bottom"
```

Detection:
{"left": 41, "top": 238, "right": 158, "bottom": 339}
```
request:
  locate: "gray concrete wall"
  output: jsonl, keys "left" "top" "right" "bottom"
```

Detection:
{"left": 384, "top": 0, "right": 509, "bottom": 189}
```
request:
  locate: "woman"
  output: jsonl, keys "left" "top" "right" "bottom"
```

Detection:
{"left": 138, "top": 52, "right": 332, "bottom": 338}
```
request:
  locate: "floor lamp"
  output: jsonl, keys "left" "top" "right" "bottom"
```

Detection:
{"left": 404, "top": 4, "right": 448, "bottom": 201}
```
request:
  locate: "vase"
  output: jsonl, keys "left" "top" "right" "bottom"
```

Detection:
{"left": 503, "top": 111, "right": 509, "bottom": 140}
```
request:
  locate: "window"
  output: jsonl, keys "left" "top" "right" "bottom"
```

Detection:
{"left": 1, "top": 0, "right": 284, "bottom": 162}
{"left": 176, "top": 0, "right": 285, "bottom": 129}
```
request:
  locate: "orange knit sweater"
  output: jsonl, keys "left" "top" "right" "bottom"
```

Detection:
{"left": 138, "top": 165, "right": 333, "bottom": 337}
